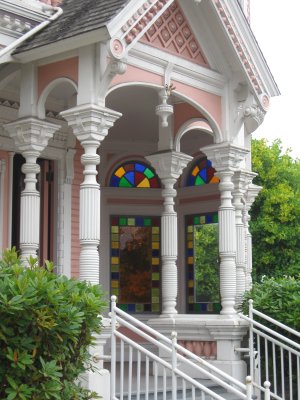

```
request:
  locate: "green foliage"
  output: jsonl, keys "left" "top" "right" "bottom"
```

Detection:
{"left": 241, "top": 275, "right": 300, "bottom": 331}
{"left": 0, "top": 248, "right": 107, "bottom": 400}
{"left": 251, "top": 139, "right": 300, "bottom": 279}
{"left": 194, "top": 224, "right": 219, "bottom": 302}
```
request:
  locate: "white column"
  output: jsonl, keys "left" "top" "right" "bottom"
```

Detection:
{"left": 243, "top": 179, "right": 261, "bottom": 290}
{"left": 5, "top": 118, "right": 59, "bottom": 264}
{"left": 61, "top": 104, "right": 121, "bottom": 284}
{"left": 233, "top": 171, "right": 247, "bottom": 305}
{"left": 201, "top": 143, "right": 248, "bottom": 315}
{"left": 146, "top": 150, "right": 192, "bottom": 316}
{"left": 0, "top": 158, "right": 6, "bottom": 253}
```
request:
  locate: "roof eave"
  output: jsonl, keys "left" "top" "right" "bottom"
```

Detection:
{"left": 12, "top": 27, "right": 110, "bottom": 63}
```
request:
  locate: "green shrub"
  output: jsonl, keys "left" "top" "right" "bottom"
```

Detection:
{"left": 0, "top": 248, "right": 107, "bottom": 400}
{"left": 241, "top": 275, "right": 300, "bottom": 331}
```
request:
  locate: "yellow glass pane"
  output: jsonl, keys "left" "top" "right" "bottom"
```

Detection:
{"left": 188, "top": 257, "right": 194, "bottom": 264}
{"left": 187, "top": 234, "right": 193, "bottom": 241}
{"left": 187, "top": 226, "right": 193, "bottom": 233}
{"left": 152, "top": 296, "right": 160, "bottom": 304}
{"left": 115, "top": 167, "right": 126, "bottom": 178}
{"left": 188, "top": 280, "right": 194, "bottom": 288}
{"left": 188, "top": 241, "right": 193, "bottom": 249}
{"left": 111, "top": 226, "right": 119, "bottom": 233}
{"left": 111, "top": 242, "right": 119, "bottom": 249}
{"left": 111, "top": 280, "right": 119, "bottom": 288}
{"left": 112, "top": 288, "right": 119, "bottom": 296}
{"left": 210, "top": 176, "right": 219, "bottom": 183}
{"left": 152, "top": 258, "right": 159, "bottom": 265}
{"left": 152, "top": 227, "right": 160, "bottom": 234}
{"left": 137, "top": 178, "right": 150, "bottom": 188}
{"left": 188, "top": 296, "right": 194, "bottom": 303}
{"left": 152, "top": 234, "right": 159, "bottom": 242}
{"left": 111, "top": 257, "right": 119, "bottom": 265}
{"left": 128, "top": 218, "right": 135, "bottom": 226}
{"left": 152, "top": 242, "right": 160, "bottom": 249}
{"left": 207, "top": 303, "right": 213, "bottom": 312}
{"left": 200, "top": 216, "right": 205, "bottom": 224}
{"left": 192, "top": 166, "right": 200, "bottom": 176}
{"left": 136, "top": 304, "right": 143, "bottom": 312}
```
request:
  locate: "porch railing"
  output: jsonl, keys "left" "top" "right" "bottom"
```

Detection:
{"left": 110, "top": 296, "right": 267, "bottom": 400}
{"left": 239, "top": 300, "right": 300, "bottom": 400}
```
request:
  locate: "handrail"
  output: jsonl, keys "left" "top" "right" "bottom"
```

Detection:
{"left": 111, "top": 296, "right": 249, "bottom": 399}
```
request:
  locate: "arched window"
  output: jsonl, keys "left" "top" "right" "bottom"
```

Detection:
{"left": 110, "top": 161, "right": 160, "bottom": 188}
{"left": 186, "top": 157, "right": 219, "bottom": 187}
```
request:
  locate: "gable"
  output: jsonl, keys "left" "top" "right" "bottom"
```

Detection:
{"left": 140, "top": 1, "right": 209, "bottom": 67}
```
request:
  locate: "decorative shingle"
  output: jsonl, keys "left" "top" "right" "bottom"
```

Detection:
{"left": 14, "top": 0, "right": 129, "bottom": 54}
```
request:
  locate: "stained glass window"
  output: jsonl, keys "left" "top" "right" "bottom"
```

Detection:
{"left": 186, "top": 213, "right": 221, "bottom": 314}
{"left": 186, "top": 158, "right": 219, "bottom": 187}
{"left": 110, "top": 216, "right": 161, "bottom": 313}
{"left": 110, "top": 161, "right": 160, "bottom": 188}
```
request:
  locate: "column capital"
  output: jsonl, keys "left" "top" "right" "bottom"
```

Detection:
{"left": 5, "top": 117, "right": 59, "bottom": 154}
{"left": 201, "top": 143, "right": 249, "bottom": 172}
{"left": 60, "top": 104, "right": 122, "bottom": 145}
{"left": 146, "top": 150, "right": 192, "bottom": 181}
{"left": 245, "top": 183, "right": 262, "bottom": 207}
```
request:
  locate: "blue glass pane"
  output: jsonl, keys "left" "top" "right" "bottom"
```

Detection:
{"left": 135, "top": 163, "right": 146, "bottom": 172}
{"left": 125, "top": 171, "right": 135, "bottom": 185}
{"left": 128, "top": 304, "right": 136, "bottom": 312}
{"left": 199, "top": 168, "right": 207, "bottom": 182}
{"left": 111, "top": 175, "right": 120, "bottom": 187}
{"left": 111, "top": 272, "right": 119, "bottom": 279}
{"left": 111, "top": 249, "right": 119, "bottom": 256}
{"left": 152, "top": 250, "right": 160, "bottom": 257}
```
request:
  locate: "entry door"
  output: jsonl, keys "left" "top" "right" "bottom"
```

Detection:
{"left": 110, "top": 215, "right": 161, "bottom": 314}
{"left": 11, "top": 154, "right": 55, "bottom": 263}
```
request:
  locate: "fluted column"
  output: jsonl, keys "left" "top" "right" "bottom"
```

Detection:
{"left": 146, "top": 150, "right": 192, "bottom": 316}
{"left": 61, "top": 104, "right": 121, "bottom": 284}
{"left": 5, "top": 118, "right": 59, "bottom": 264}
{"left": 243, "top": 178, "right": 261, "bottom": 290}
{"left": 201, "top": 143, "right": 248, "bottom": 315}
{"left": 233, "top": 171, "right": 247, "bottom": 306}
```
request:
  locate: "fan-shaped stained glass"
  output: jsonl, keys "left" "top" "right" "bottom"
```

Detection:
{"left": 187, "top": 158, "right": 219, "bottom": 186}
{"left": 110, "top": 162, "right": 160, "bottom": 188}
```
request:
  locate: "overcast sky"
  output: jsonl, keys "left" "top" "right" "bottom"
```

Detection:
{"left": 250, "top": 0, "right": 300, "bottom": 159}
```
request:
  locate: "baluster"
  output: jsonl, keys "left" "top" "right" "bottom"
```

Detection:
{"left": 272, "top": 342, "right": 277, "bottom": 395}
{"left": 201, "top": 390, "right": 205, "bottom": 400}
{"left": 111, "top": 296, "right": 117, "bottom": 400}
{"left": 257, "top": 335, "right": 261, "bottom": 388}
{"left": 289, "top": 351, "right": 292, "bottom": 400}
{"left": 128, "top": 346, "right": 133, "bottom": 400}
{"left": 120, "top": 339, "right": 124, "bottom": 400}
{"left": 145, "top": 356, "right": 149, "bottom": 400}
{"left": 171, "top": 331, "right": 177, "bottom": 400}
{"left": 246, "top": 376, "right": 252, "bottom": 400}
{"left": 192, "top": 386, "right": 195, "bottom": 400}
{"left": 163, "top": 367, "right": 167, "bottom": 400}
{"left": 265, "top": 338, "right": 269, "bottom": 382}
{"left": 280, "top": 347, "right": 285, "bottom": 399}
{"left": 297, "top": 355, "right": 300, "bottom": 400}
{"left": 182, "top": 379, "right": 186, "bottom": 400}
{"left": 154, "top": 361, "right": 158, "bottom": 400}
{"left": 137, "top": 350, "right": 141, "bottom": 400}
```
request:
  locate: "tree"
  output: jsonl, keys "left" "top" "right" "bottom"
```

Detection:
{"left": 250, "top": 139, "right": 300, "bottom": 280}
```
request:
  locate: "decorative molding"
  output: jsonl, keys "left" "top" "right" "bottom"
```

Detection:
{"left": 141, "top": 1, "right": 208, "bottom": 66}
{"left": 211, "top": 0, "right": 269, "bottom": 111}
{"left": 201, "top": 143, "right": 249, "bottom": 172}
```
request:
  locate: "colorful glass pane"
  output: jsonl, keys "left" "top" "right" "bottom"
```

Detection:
{"left": 186, "top": 158, "right": 219, "bottom": 187}
{"left": 186, "top": 213, "right": 221, "bottom": 314}
{"left": 110, "top": 216, "right": 161, "bottom": 314}
{"left": 110, "top": 162, "right": 160, "bottom": 188}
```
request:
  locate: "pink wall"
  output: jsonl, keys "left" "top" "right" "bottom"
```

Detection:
{"left": 38, "top": 57, "right": 78, "bottom": 98}
{"left": 71, "top": 141, "right": 82, "bottom": 278}
{"left": 174, "top": 103, "right": 205, "bottom": 134}
{"left": 0, "top": 151, "right": 10, "bottom": 250}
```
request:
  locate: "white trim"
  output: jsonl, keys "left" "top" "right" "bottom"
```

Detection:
{"left": 174, "top": 118, "right": 215, "bottom": 152}
{"left": 7, "top": 152, "right": 14, "bottom": 249}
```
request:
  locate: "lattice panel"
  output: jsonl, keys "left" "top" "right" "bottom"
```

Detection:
{"left": 140, "top": 1, "right": 208, "bottom": 66}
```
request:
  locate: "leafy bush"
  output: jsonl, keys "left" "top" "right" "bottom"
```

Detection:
{"left": 0, "top": 248, "right": 106, "bottom": 400}
{"left": 241, "top": 275, "right": 300, "bottom": 331}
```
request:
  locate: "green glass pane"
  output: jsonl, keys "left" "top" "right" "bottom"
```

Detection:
{"left": 152, "top": 234, "right": 159, "bottom": 242}
{"left": 152, "top": 273, "right": 160, "bottom": 281}
{"left": 194, "top": 216, "right": 200, "bottom": 225}
{"left": 111, "top": 288, "right": 119, "bottom": 296}
{"left": 128, "top": 218, "right": 135, "bottom": 226}
{"left": 136, "top": 304, "right": 144, "bottom": 312}
{"left": 152, "top": 288, "right": 160, "bottom": 296}
{"left": 194, "top": 303, "right": 201, "bottom": 312}
{"left": 144, "top": 168, "right": 155, "bottom": 179}
{"left": 143, "top": 218, "right": 151, "bottom": 226}
{"left": 119, "top": 304, "right": 128, "bottom": 311}
{"left": 111, "top": 226, "right": 119, "bottom": 233}
{"left": 213, "top": 303, "right": 222, "bottom": 312}
{"left": 119, "top": 177, "right": 133, "bottom": 188}
{"left": 119, "top": 217, "right": 127, "bottom": 226}
{"left": 213, "top": 214, "right": 218, "bottom": 223}
{"left": 152, "top": 304, "right": 160, "bottom": 312}
{"left": 111, "top": 234, "right": 119, "bottom": 241}
{"left": 195, "top": 175, "right": 205, "bottom": 186}
{"left": 111, "top": 265, "right": 119, "bottom": 272}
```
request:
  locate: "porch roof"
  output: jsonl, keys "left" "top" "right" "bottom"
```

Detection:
{"left": 13, "top": 0, "right": 129, "bottom": 54}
